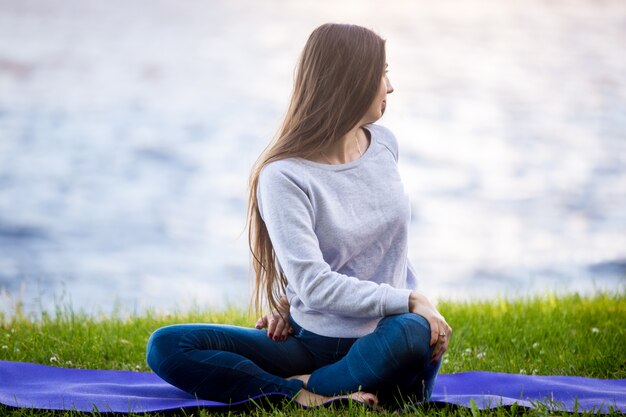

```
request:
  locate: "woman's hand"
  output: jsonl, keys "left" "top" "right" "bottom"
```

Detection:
{"left": 409, "top": 291, "right": 452, "bottom": 363}
{"left": 255, "top": 296, "right": 293, "bottom": 341}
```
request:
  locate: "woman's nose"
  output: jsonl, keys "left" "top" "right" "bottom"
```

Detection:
{"left": 386, "top": 78, "right": 394, "bottom": 94}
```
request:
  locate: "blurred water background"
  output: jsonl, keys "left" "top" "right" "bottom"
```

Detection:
{"left": 0, "top": 0, "right": 624, "bottom": 317}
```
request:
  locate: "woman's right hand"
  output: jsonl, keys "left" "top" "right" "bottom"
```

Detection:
{"left": 255, "top": 296, "right": 293, "bottom": 341}
{"left": 409, "top": 291, "right": 452, "bottom": 362}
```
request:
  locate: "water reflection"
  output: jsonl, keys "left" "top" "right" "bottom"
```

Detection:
{"left": 0, "top": 0, "right": 624, "bottom": 316}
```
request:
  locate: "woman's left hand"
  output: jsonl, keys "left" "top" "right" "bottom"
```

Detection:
{"left": 431, "top": 331, "right": 450, "bottom": 363}
{"left": 255, "top": 296, "right": 293, "bottom": 341}
{"left": 408, "top": 291, "right": 452, "bottom": 363}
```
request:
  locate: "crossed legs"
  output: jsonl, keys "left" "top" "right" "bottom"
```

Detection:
{"left": 146, "top": 314, "right": 440, "bottom": 408}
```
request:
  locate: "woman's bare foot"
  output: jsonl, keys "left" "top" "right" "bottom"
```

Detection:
{"left": 287, "top": 374, "right": 310, "bottom": 388}
{"left": 293, "top": 388, "right": 379, "bottom": 408}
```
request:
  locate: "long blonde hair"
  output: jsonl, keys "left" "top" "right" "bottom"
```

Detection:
{"left": 247, "top": 23, "right": 387, "bottom": 314}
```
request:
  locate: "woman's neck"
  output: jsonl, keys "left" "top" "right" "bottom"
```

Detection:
{"left": 313, "top": 127, "right": 369, "bottom": 165}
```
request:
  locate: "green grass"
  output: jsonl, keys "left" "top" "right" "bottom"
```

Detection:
{"left": 0, "top": 292, "right": 624, "bottom": 416}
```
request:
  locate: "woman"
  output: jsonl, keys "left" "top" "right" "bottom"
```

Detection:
{"left": 146, "top": 23, "right": 452, "bottom": 409}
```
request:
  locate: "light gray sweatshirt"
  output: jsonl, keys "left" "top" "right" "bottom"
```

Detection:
{"left": 257, "top": 123, "right": 417, "bottom": 338}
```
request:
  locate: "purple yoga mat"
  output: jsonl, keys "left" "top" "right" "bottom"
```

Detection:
{"left": 0, "top": 360, "right": 624, "bottom": 413}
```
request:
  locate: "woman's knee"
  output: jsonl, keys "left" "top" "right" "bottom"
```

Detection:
{"left": 380, "top": 313, "right": 432, "bottom": 365}
{"left": 146, "top": 325, "right": 182, "bottom": 372}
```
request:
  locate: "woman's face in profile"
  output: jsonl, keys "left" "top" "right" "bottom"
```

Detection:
{"left": 363, "top": 63, "right": 394, "bottom": 124}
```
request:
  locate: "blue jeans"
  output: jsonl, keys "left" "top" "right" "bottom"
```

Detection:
{"left": 146, "top": 313, "right": 441, "bottom": 408}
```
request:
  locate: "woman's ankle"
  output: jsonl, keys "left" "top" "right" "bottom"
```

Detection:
{"left": 287, "top": 374, "right": 310, "bottom": 388}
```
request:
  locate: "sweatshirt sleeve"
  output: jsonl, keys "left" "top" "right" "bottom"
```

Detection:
{"left": 257, "top": 162, "right": 412, "bottom": 318}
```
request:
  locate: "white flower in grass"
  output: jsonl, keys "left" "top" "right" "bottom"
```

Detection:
{"left": 520, "top": 368, "right": 527, "bottom": 374}
{"left": 532, "top": 369, "right": 539, "bottom": 375}
{"left": 591, "top": 327, "right": 600, "bottom": 334}
{"left": 49, "top": 355, "right": 59, "bottom": 363}
{"left": 532, "top": 342, "right": 540, "bottom": 349}
{"left": 1, "top": 345, "right": 7, "bottom": 350}
{"left": 443, "top": 358, "right": 449, "bottom": 365}
{"left": 66, "top": 361, "right": 73, "bottom": 366}
{"left": 463, "top": 348, "right": 472, "bottom": 355}
{"left": 476, "top": 352, "right": 486, "bottom": 360}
